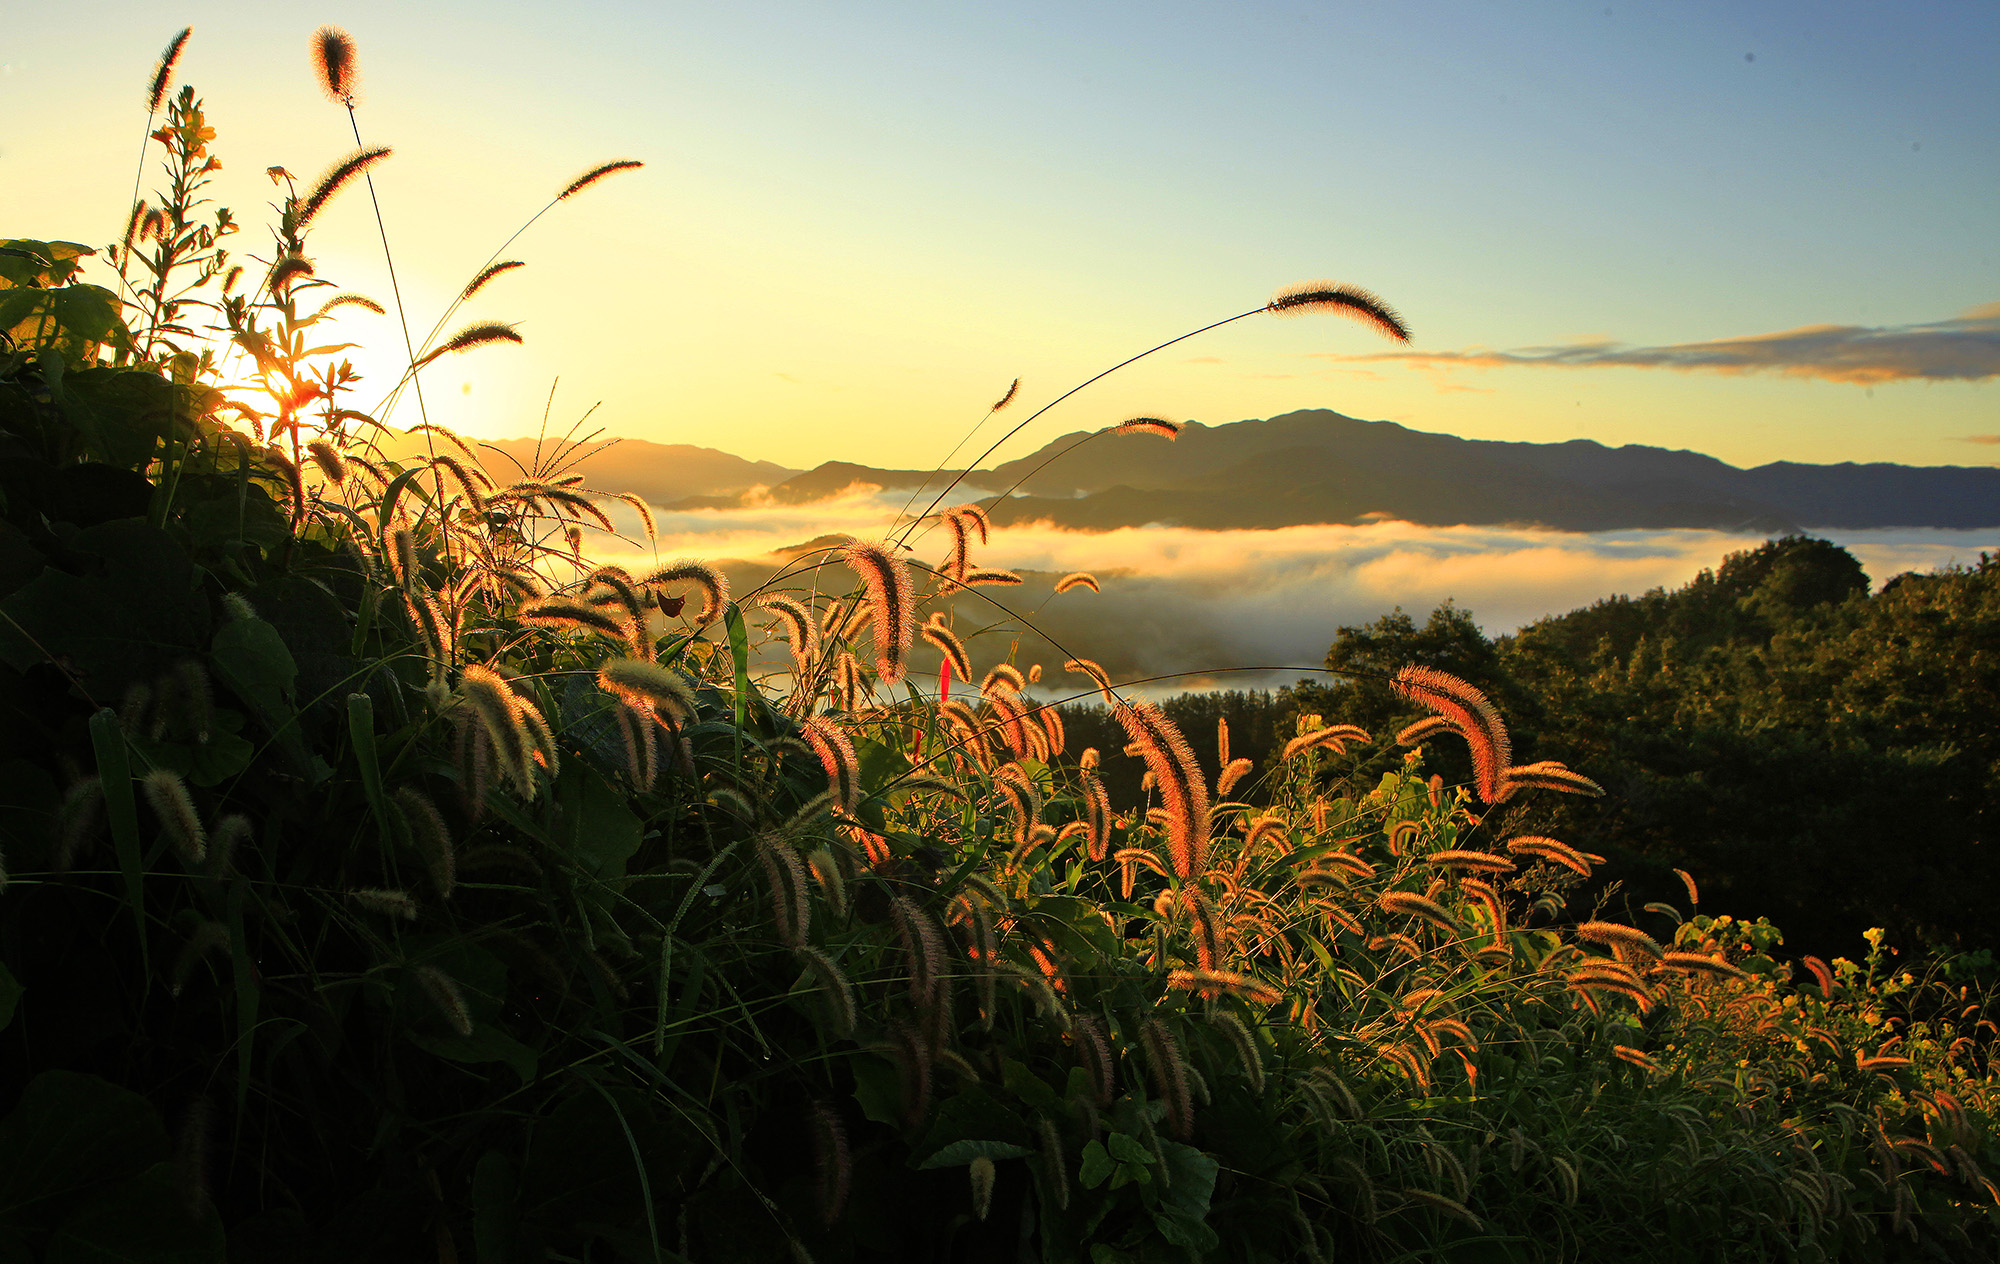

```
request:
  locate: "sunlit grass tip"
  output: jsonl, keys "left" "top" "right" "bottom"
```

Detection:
{"left": 1112, "top": 416, "right": 1180, "bottom": 439}
{"left": 842, "top": 540, "right": 916, "bottom": 684}
{"left": 559, "top": 159, "right": 645, "bottom": 201}
{"left": 1265, "top": 279, "right": 1412, "bottom": 342}
{"left": 311, "top": 25, "right": 360, "bottom": 108}
{"left": 148, "top": 28, "right": 192, "bottom": 114}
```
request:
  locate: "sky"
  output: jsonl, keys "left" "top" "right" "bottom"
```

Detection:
{"left": 4, "top": 1, "right": 1997, "bottom": 476}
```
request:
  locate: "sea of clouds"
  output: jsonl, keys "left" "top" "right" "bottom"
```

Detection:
{"left": 585, "top": 486, "right": 1998, "bottom": 693}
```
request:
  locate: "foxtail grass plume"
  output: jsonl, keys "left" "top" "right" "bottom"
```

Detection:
{"left": 1500, "top": 759, "right": 1604, "bottom": 798}
{"left": 1168, "top": 968, "right": 1281, "bottom": 1006}
{"left": 1140, "top": 1017, "right": 1194, "bottom": 1139}
{"left": 1065, "top": 658, "right": 1114, "bottom": 704}
{"left": 1660, "top": 951, "right": 1746, "bottom": 979}
{"left": 802, "top": 717, "right": 860, "bottom": 813}
{"left": 141, "top": 769, "right": 205, "bottom": 864}
{"left": 461, "top": 260, "right": 524, "bottom": 300}
{"left": 1265, "top": 279, "right": 1412, "bottom": 342}
{"left": 1113, "top": 417, "right": 1180, "bottom": 439}
{"left": 968, "top": 1156, "right": 996, "bottom": 1221}
{"left": 1504, "top": 834, "right": 1594, "bottom": 877}
{"left": 991, "top": 378, "right": 1021, "bottom": 411}
{"left": 1216, "top": 757, "right": 1254, "bottom": 798}
{"left": 413, "top": 964, "right": 473, "bottom": 1036}
{"left": 522, "top": 596, "right": 629, "bottom": 642}
{"left": 758, "top": 594, "right": 820, "bottom": 677}
{"left": 559, "top": 159, "right": 644, "bottom": 200}
{"left": 1281, "top": 722, "right": 1369, "bottom": 761}
{"left": 1114, "top": 701, "right": 1209, "bottom": 878}
{"left": 842, "top": 541, "right": 915, "bottom": 684}
{"left": 981, "top": 663, "right": 1026, "bottom": 697}
{"left": 643, "top": 560, "right": 728, "bottom": 627}
{"left": 1674, "top": 867, "right": 1701, "bottom": 907}
{"left": 349, "top": 887, "right": 418, "bottom": 920}
{"left": 148, "top": 28, "right": 192, "bottom": 114}
{"left": 598, "top": 658, "right": 696, "bottom": 726}
{"left": 1053, "top": 572, "right": 1099, "bottom": 594}
{"left": 936, "top": 503, "right": 990, "bottom": 584}
{"left": 920, "top": 615, "right": 971, "bottom": 687}
{"left": 1390, "top": 666, "right": 1511, "bottom": 804}
{"left": 1378, "top": 890, "right": 1461, "bottom": 935}
{"left": 312, "top": 26, "right": 360, "bottom": 107}
{"left": 1576, "top": 920, "right": 1664, "bottom": 960}
{"left": 413, "top": 321, "right": 522, "bottom": 369}
{"left": 810, "top": 1101, "right": 852, "bottom": 1225}
{"left": 296, "top": 147, "right": 390, "bottom": 229}
{"left": 963, "top": 567, "right": 1021, "bottom": 587}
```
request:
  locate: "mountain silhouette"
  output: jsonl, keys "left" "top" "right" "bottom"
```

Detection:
{"left": 655, "top": 409, "right": 1998, "bottom": 533}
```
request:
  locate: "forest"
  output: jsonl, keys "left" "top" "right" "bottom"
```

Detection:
{"left": 1068, "top": 535, "right": 2000, "bottom": 964}
{"left": 0, "top": 28, "right": 1995, "bottom": 1264}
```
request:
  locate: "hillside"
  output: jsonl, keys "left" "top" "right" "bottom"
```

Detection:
{"left": 1290, "top": 537, "right": 2000, "bottom": 957}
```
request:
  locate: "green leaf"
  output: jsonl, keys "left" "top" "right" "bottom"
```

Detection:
{"left": 347, "top": 693, "right": 389, "bottom": 843}
{"left": 917, "top": 1139, "right": 1033, "bottom": 1170}
{"left": 44, "top": 1162, "right": 223, "bottom": 1263}
{"left": 0, "top": 1072, "right": 168, "bottom": 1228}
{"left": 1079, "top": 1141, "right": 1114, "bottom": 1189}
{"left": 0, "top": 521, "right": 202, "bottom": 696}
{"left": 407, "top": 1028, "right": 539, "bottom": 1086}
{"left": 1146, "top": 1143, "right": 1220, "bottom": 1255}
{"left": 472, "top": 1150, "right": 517, "bottom": 1264}
{"left": 87, "top": 709, "right": 146, "bottom": 967}
{"left": 851, "top": 1053, "right": 903, "bottom": 1129}
{"left": 559, "top": 765, "right": 642, "bottom": 880}
{"left": 209, "top": 617, "right": 296, "bottom": 732}
{"left": 0, "top": 963, "right": 20, "bottom": 1033}
{"left": 1002, "top": 1058, "right": 1059, "bottom": 1111}
{"left": 1106, "top": 1132, "right": 1152, "bottom": 1166}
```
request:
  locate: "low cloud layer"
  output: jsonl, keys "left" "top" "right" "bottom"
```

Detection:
{"left": 585, "top": 488, "right": 1998, "bottom": 694}
{"left": 1328, "top": 301, "right": 2000, "bottom": 386}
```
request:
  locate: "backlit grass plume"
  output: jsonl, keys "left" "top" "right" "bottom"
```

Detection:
{"left": 1390, "top": 666, "right": 1511, "bottom": 804}
{"left": 311, "top": 25, "right": 360, "bottom": 107}
{"left": 842, "top": 541, "right": 915, "bottom": 685}
{"left": 1266, "top": 279, "right": 1412, "bottom": 342}
{"left": 147, "top": 27, "right": 192, "bottom": 114}
{"left": 645, "top": 561, "right": 729, "bottom": 626}
{"left": 1115, "top": 700, "right": 1210, "bottom": 878}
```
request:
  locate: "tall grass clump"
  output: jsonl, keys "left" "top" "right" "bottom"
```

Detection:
{"left": 0, "top": 28, "right": 1993, "bottom": 1264}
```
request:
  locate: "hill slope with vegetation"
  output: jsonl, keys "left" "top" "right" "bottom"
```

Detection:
{"left": 1290, "top": 536, "right": 2000, "bottom": 959}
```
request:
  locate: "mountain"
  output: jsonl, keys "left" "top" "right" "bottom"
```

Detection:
{"left": 660, "top": 410, "right": 2000, "bottom": 532}
{"left": 474, "top": 436, "right": 797, "bottom": 503}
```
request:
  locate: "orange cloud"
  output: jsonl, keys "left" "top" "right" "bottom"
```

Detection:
{"left": 1323, "top": 301, "right": 2000, "bottom": 385}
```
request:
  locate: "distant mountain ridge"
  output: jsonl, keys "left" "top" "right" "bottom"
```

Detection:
{"left": 476, "top": 437, "right": 797, "bottom": 505}
{"left": 644, "top": 409, "right": 2000, "bottom": 533}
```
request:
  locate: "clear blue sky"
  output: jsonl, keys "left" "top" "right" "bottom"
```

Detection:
{"left": 4, "top": 0, "right": 1995, "bottom": 469}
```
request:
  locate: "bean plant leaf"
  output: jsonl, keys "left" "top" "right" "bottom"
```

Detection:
{"left": 0, "top": 1072, "right": 168, "bottom": 1228}
{"left": 918, "top": 1139, "right": 1033, "bottom": 1169}
{"left": 44, "top": 1162, "right": 223, "bottom": 1263}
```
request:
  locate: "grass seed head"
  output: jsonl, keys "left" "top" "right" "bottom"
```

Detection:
{"left": 141, "top": 769, "right": 205, "bottom": 865}
{"left": 311, "top": 25, "right": 360, "bottom": 106}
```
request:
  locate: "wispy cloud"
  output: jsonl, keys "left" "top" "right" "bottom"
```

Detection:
{"left": 1324, "top": 301, "right": 2000, "bottom": 385}
{"left": 1959, "top": 434, "right": 2000, "bottom": 445}
{"left": 584, "top": 488, "right": 1998, "bottom": 694}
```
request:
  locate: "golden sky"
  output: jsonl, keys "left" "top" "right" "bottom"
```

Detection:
{"left": 4, "top": 1, "right": 1995, "bottom": 474}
